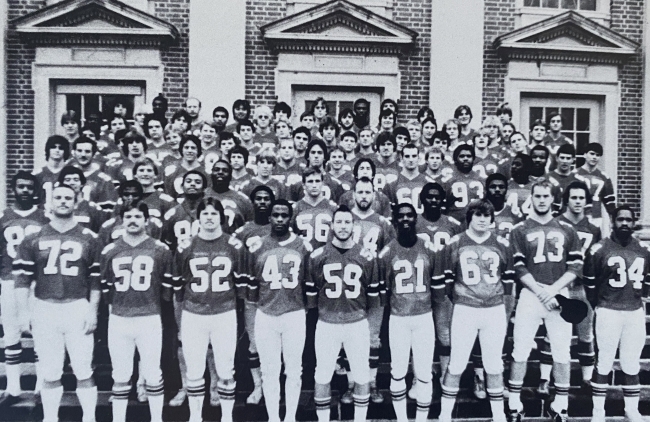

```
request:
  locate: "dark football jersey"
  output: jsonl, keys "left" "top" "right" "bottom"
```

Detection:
{"left": 378, "top": 238, "right": 436, "bottom": 316}
{"left": 547, "top": 170, "right": 585, "bottom": 214}
{"left": 100, "top": 237, "right": 173, "bottom": 317}
{"left": 272, "top": 161, "right": 304, "bottom": 188}
{"left": 34, "top": 166, "right": 63, "bottom": 213}
{"left": 174, "top": 235, "right": 248, "bottom": 315}
{"left": 351, "top": 211, "right": 396, "bottom": 254}
{"left": 437, "top": 233, "right": 514, "bottom": 308}
{"left": 75, "top": 164, "right": 118, "bottom": 210}
{"left": 292, "top": 197, "right": 338, "bottom": 249}
{"left": 338, "top": 190, "right": 392, "bottom": 218}
{"left": 510, "top": 218, "right": 583, "bottom": 285}
{"left": 13, "top": 224, "right": 102, "bottom": 301}
{"left": 491, "top": 206, "right": 524, "bottom": 240}
{"left": 146, "top": 144, "right": 173, "bottom": 168}
{"left": 163, "top": 163, "right": 209, "bottom": 199}
{"left": 329, "top": 171, "right": 355, "bottom": 192}
{"left": 106, "top": 157, "right": 140, "bottom": 187}
{"left": 0, "top": 208, "right": 50, "bottom": 278}
{"left": 584, "top": 237, "right": 650, "bottom": 311}
{"left": 233, "top": 221, "right": 272, "bottom": 249}
{"left": 373, "top": 163, "right": 400, "bottom": 192}
{"left": 383, "top": 173, "right": 430, "bottom": 214}
{"left": 98, "top": 216, "right": 163, "bottom": 247}
{"left": 555, "top": 215, "right": 602, "bottom": 255}
{"left": 472, "top": 153, "right": 504, "bottom": 179}
{"left": 574, "top": 167, "right": 616, "bottom": 219}
{"left": 142, "top": 191, "right": 176, "bottom": 222}
{"left": 442, "top": 168, "right": 486, "bottom": 222}
{"left": 247, "top": 233, "right": 312, "bottom": 316}
{"left": 305, "top": 242, "right": 380, "bottom": 324}
{"left": 72, "top": 200, "right": 111, "bottom": 233}
{"left": 231, "top": 172, "right": 254, "bottom": 193}
{"left": 161, "top": 202, "right": 201, "bottom": 251}
{"left": 204, "top": 188, "right": 253, "bottom": 234}
{"left": 415, "top": 214, "right": 463, "bottom": 250}
{"left": 505, "top": 180, "right": 533, "bottom": 217}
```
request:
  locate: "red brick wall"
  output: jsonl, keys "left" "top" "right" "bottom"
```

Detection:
{"left": 611, "top": 0, "right": 644, "bottom": 210}
{"left": 6, "top": 0, "right": 42, "bottom": 190}
{"left": 393, "top": 0, "right": 431, "bottom": 125}
{"left": 482, "top": 0, "right": 516, "bottom": 120}
{"left": 154, "top": 0, "right": 190, "bottom": 116}
{"left": 245, "top": 0, "right": 285, "bottom": 106}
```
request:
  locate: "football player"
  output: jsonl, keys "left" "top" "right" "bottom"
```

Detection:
{"left": 379, "top": 203, "right": 438, "bottom": 422}
{"left": 205, "top": 160, "right": 254, "bottom": 234}
{"left": 162, "top": 135, "right": 206, "bottom": 199}
{"left": 57, "top": 166, "right": 111, "bottom": 233}
{"left": 0, "top": 172, "right": 49, "bottom": 407}
{"left": 538, "top": 181, "right": 601, "bottom": 394}
{"left": 437, "top": 199, "right": 514, "bottom": 422}
{"left": 34, "top": 136, "right": 71, "bottom": 213}
{"left": 133, "top": 159, "right": 175, "bottom": 222}
{"left": 229, "top": 145, "right": 253, "bottom": 192}
{"left": 106, "top": 134, "right": 149, "bottom": 187}
{"left": 584, "top": 206, "right": 650, "bottom": 422}
{"left": 306, "top": 205, "right": 380, "bottom": 422}
{"left": 289, "top": 139, "right": 344, "bottom": 202}
{"left": 442, "top": 144, "right": 486, "bottom": 223}
{"left": 372, "top": 133, "right": 400, "bottom": 190}
{"left": 292, "top": 167, "right": 338, "bottom": 250}
{"left": 233, "top": 185, "right": 276, "bottom": 405}
{"left": 173, "top": 198, "right": 248, "bottom": 422}
{"left": 240, "top": 146, "right": 287, "bottom": 201}
{"left": 13, "top": 183, "right": 102, "bottom": 422}
{"left": 70, "top": 136, "right": 117, "bottom": 210}
{"left": 337, "top": 158, "right": 392, "bottom": 217}
{"left": 247, "top": 199, "right": 313, "bottom": 422}
{"left": 486, "top": 173, "right": 523, "bottom": 240}
{"left": 574, "top": 143, "right": 616, "bottom": 228}
{"left": 162, "top": 170, "right": 208, "bottom": 251}
{"left": 504, "top": 154, "right": 533, "bottom": 218}
{"left": 100, "top": 202, "right": 173, "bottom": 422}
{"left": 507, "top": 178, "right": 583, "bottom": 422}
{"left": 383, "top": 143, "right": 429, "bottom": 213}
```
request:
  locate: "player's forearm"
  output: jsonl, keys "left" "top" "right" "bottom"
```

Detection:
{"left": 551, "top": 272, "right": 577, "bottom": 292}
{"left": 519, "top": 273, "right": 542, "bottom": 294}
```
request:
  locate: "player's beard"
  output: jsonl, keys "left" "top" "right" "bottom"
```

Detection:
{"left": 356, "top": 199, "right": 371, "bottom": 211}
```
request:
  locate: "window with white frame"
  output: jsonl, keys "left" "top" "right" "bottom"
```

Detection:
{"left": 523, "top": 0, "right": 596, "bottom": 11}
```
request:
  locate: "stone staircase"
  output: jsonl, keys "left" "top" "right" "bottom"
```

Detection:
{"left": 2, "top": 305, "right": 650, "bottom": 421}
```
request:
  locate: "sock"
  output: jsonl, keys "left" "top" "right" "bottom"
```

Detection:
{"left": 217, "top": 379, "right": 236, "bottom": 422}
{"left": 552, "top": 383, "right": 569, "bottom": 412}
{"left": 146, "top": 381, "right": 165, "bottom": 422}
{"left": 591, "top": 372, "right": 608, "bottom": 413}
{"left": 488, "top": 387, "right": 505, "bottom": 422}
{"left": 111, "top": 382, "right": 130, "bottom": 422}
{"left": 390, "top": 376, "right": 408, "bottom": 422}
{"left": 538, "top": 338, "right": 553, "bottom": 381}
{"left": 622, "top": 373, "right": 641, "bottom": 415}
{"left": 576, "top": 341, "right": 595, "bottom": 382}
{"left": 415, "top": 379, "right": 432, "bottom": 422}
{"left": 440, "top": 385, "right": 458, "bottom": 420}
{"left": 507, "top": 380, "right": 523, "bottom": 412}
{"left": 187, "top": 378, "right": 205, "bottom": 422}
{"left": 314, "top": 383, "right": 331, "bottom": 422}
{"left": 34, "top": 358, "right": 43, "bottom": 393}
{"left": 76, "top": 378, "right": 97, "bottom": 422}
{"left": 353, "top": 382, "right": 370, "bottom": 422}
{"left": 369, "top": 347, "right": 380, "bottom": 382}
{"left": 4, "top": 343, "right": 22, "bottom": 396}
{"left": 41, "top": 381, "right": 64, "bottom": 422}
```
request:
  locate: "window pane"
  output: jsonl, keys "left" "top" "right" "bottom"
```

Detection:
{"left": 561, "top": 0, "right": 578, "bottom": 9}
{"left": 101, "top": 95, "right": 135, "bottom": 120}
{"left": 579, "top": 0, "right": 596, "bottom": 10}
{"left": 66, "top": 94, "right": 81, "bottom": 117}
{"left": 524, "top": 0, "right": 541, "bottom": 5}
{"left": 530, "top": 107, "right": 543, "bottom": 124}
{"left": 576, "top": 133, "right": 591, "bottom": 155}
{"left": 562, "top": 132, "right": 574, "bottom": 141}
{"left": 340, "top": 101, "right": 353, "bottom": 113}
{"left": 561, "top": 108, "right": 574, "bottom": 131}
{"left": 83, "top": 95, "right": 100, "bottom": 126}
{"left": 577, "top": 108, "right": 590, "bottom": 131}
{"left": 542, "top": 0, "right": 559, "bottom": 8}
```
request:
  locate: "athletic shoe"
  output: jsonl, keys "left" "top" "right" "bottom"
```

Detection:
{"left": 508, "top": 409, "right": 525, "bottom": 422}
{"left": 169, "top": 389, "right": 187, "bottom": 407}
{"left": 340, "top": 388, "right": 354, "bottom": 404}
{"left": 0, "top": 393, "right": 21, "bottom": 408}
{"left": 370, "top": 383, "right": 384, "bottom": 404}
{"left": 547, "top": 406, "right": 568, "bottom": 422}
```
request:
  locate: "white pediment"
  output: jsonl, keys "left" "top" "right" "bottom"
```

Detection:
{"left": 12, "top": 0, "right": 179, "bottom": 47}
{"left": 494, "top": 11, "right": 638, "bottom": 64}
{"left": 261, "top": 0, "right": 417, "bottom": 54}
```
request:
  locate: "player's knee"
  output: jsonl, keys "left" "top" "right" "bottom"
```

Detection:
{"left": 511, "top": 345, "right": 532, "bottom": 363}
{"left": 314, "top": 368, "right": 332, "bottom": 386}
{"left": 353, "top": 381, "right": 370, "bottom": 397}
{"left": 620, "top": 359, "right": 641, "bottom": 376}
{"left": 550, "top": 347, "right": 571, "bottom": 365}
{"left": 390, "top": 375, "right": 406, "bottom": 394}
{"left": 482, "top": 358, "right": 504, "bottom": 376}
{"left": 314, "top": 382, "right": 331, "bottom": 400}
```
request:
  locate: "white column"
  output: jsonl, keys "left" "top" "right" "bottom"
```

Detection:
{"left": 0, "top": 0, "right": 6, "bottom": 210}
{"left": 640, "top": 0, "right": 650, "bottom": 237}
{"left": 188, "top": 0, "right": 246, "bottom": 124}
{"left": 429, "top": 0, "right": 484, "bottom": 122}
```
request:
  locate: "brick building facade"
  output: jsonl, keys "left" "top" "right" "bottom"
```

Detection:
{"left": 1, "top": 0, "right": 649, "bottom": 229}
